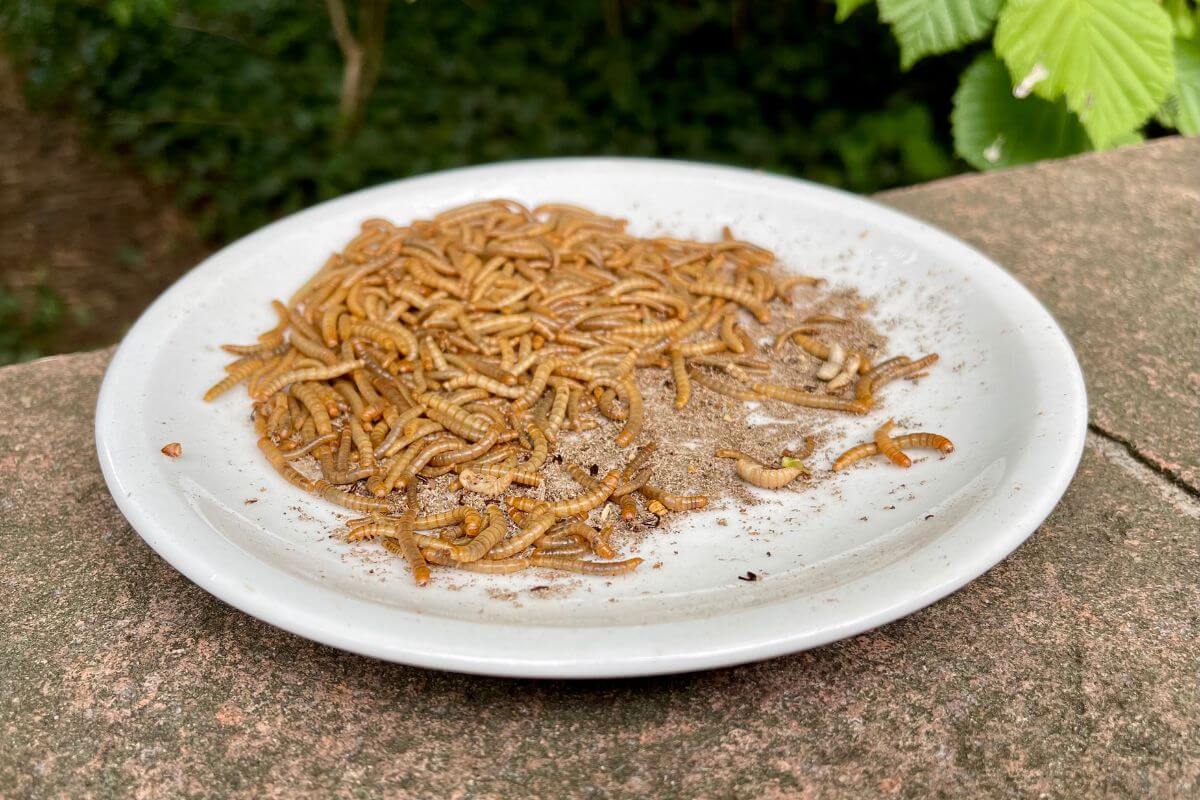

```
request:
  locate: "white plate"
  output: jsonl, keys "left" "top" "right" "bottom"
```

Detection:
{"left": 96, "top": 159, "right": 1086, "bottom": 678}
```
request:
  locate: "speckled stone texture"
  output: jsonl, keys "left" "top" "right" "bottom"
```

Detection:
{"left": 3, "top": 140, "right": 1198, "bottom": 799}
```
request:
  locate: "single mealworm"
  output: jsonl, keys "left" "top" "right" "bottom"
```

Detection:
{"left": 204, "top": 356, "right": 266, "bottom": 401}
{"left": 638, "top": 484, "right": 708, "bottom": 512}
{"left": 719, "top": 310, "right": 745, "bottom": 354}
{"left": 832, "top": 442, "right": 881, "bottom": 472}
{"left": 533, "top": 539, "right": 590, "bottom": 557}
{"left": 428, "top": 426, "right": 501, "bottom": 467}
{"left": 520, "top": 423, "right": 550, "bottom": 470}
{"left": 528, "top": 554, "right": 643, "bottom": 576}
{"left": 894, "top": 432, "right": 955, "bottom": 454}
{"left": 735, "top": 459, "right": 807, "bottom": 489}
{"left": 254, "top": 362, "right": 362, "bottom": 400}
{"left": 615, "top": 376, "right": 643, "bottom": 447}
{"left": 689, "top": 368, "right": 764, "bottom": 402}
{"left": 424, "top": 548, "right": 529, "bottom": 574}
{"left": 442, "top": 372, "right": 523, "bottom": 399}
{"left": 544, "top": 381, "right": 571, "bottom": 441}
{"left": 872, "top": 353, "right": 940, "bottom": 391}
{"left": 714, "top": 448, "right": 764, "bottom": 465}
{"left": 752, "top": 382, "right": 869, "bottom": 414}
{"left": 874, "top": 419, "right": 912, "bottom": 468}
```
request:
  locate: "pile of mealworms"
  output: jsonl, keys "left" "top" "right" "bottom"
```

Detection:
{"left": 204, "top": 199, "right": 954, "bottom": 586}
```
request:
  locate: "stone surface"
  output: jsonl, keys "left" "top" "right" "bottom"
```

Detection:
{"left": 882, "top": 137, "right": 1200, "bottom": 493}
{"left": 3, "top": 141, "right": 1199, "bottom": 798}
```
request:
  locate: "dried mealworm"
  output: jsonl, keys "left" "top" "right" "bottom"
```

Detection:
{"left": 752, "top": 382, "right": 869, "bottom": 414}
{"left": 528, "top": 554, "right": 643, "bottom": 576}
{"left": 689, "top": 281, "right": 770, "bottom": 322}
{"left": 638, "top": 485, "right": 708, "bottom": 512}
{"left": 424, "top": 548, "right": 529, "bottom": 574}
{"left": 489, "top": 508, "right": 557, "bottom": 559}
{"left": 894, "top": 432, "right": 955, "bottom": 454}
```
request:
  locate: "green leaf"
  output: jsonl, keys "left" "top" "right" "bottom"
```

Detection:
{"left": 994, "top": 0, "right": 1175, "bottom": 147}
{"left": 1096, "top": 129, "right": 1144, "bottom": 150}
{"left": 952, "top": 53, "right": 1092, "bottom": 170}
{"left": 877, "top": 0, "right": 1002, "bottom": 69}
{"left": 835, "top": 0, "right": 874, "bottom": 22}
{"left": 1159, "top": 37, "right": 1200, "bottom": 133}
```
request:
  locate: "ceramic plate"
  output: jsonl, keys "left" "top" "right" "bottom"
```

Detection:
{"left": 95, "top": 159, "right": 1087, "bottom": 678}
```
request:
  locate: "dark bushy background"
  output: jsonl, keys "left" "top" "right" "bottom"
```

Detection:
{"left": 2, "top": 0, "right": 967, "bottom": 243}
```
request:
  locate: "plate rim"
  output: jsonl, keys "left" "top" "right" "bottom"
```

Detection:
{"left": 95, "top": 156, "right": 1088, "bottom": 678}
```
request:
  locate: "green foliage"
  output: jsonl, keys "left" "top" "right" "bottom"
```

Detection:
{"left": 877, "top": 0, "right": 1001, "bottom": 69}
{"left": 0, "top": 0, "right": 962, "bottom": 244}
{"left": 0, "top": 283, "right": 69, "bottom": 365}
{"left": 835, "top": 0, "right": 874, "bottom": 22}
{"left": 952, "top": 53, "right": 1090, "bottom": 169}
{"left": 1160, "top": 37, "right": 1200, "bottom": 134}
{"left": 994, "top": 0, "right": 1175, "bottom": 148}
{"left": 843, "top": 0, "right": 1196, "bottom": 171}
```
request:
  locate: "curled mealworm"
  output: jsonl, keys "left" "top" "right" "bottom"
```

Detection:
{"left": 874, "top": 419, "right": 911, "bottom": 468}
{"left": 734, "top": 459, "right": 807, "bottom": 489}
